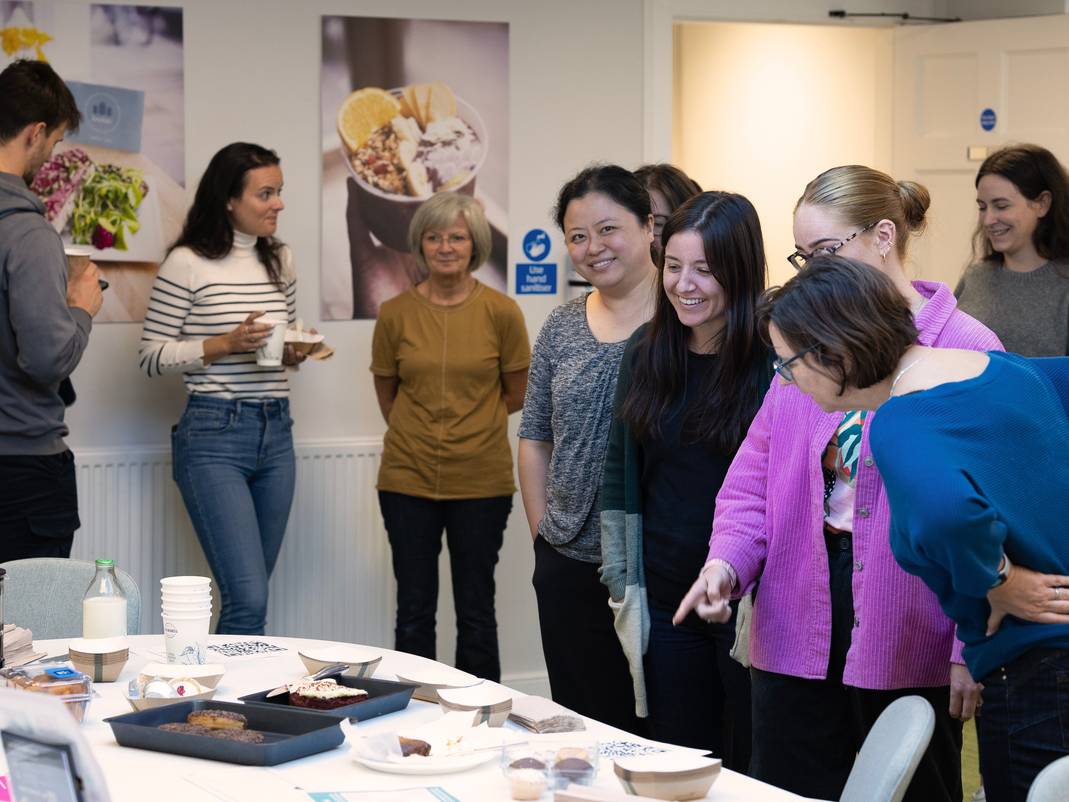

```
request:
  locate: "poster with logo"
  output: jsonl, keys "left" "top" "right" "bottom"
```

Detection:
{"left": 320, "top": 15, "right": 509, "bottom": 319}
{"left": 1, "top": 1, "right": 185, "bottom": 322}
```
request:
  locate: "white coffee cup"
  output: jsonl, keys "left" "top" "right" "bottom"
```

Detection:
{"left": 163, "top": 612, "right": 211, "bottom": 665}
{"left": 256, "top": 317, "right": 288, "bottom": 366}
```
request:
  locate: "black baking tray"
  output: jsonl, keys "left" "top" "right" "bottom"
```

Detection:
{"left": 104, "top": 700, "right": 345, "bottom": 766}
{"left": 238, "top": 676, "right": 417, "bottom": 722}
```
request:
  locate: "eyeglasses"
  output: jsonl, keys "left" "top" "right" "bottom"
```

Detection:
{"left": 773, "top": 343, "right": 820, "bottom": 383}
{"left": 422, "top": 232, "right": 471, "bottom": 248}
{"left": 787, "top": 222, "right": 877, "bottom": 270}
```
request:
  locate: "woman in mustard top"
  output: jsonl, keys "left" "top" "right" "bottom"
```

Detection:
{"left": 371, "top": 192, "right": 530, "bottom": 681}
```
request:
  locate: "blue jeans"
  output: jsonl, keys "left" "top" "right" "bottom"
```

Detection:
{"left": 378, "top": 491, "right": 511, "bottom": 682}
{"left": 978, "top": 647, "right": 1069, "bottom": 802}
{"left": 172, "top": 395, "right": 295, "bottom": 635}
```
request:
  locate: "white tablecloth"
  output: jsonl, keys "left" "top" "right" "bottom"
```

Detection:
{"left": 32, "top": 634, "right": 812, "bottom": 802}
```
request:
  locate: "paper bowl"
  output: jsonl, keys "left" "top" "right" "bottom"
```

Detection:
{"left": 394, "top": 665, "right": 481, "bottom": 702}
{"left": 138, "top": 662, "right": 225, "bottom": 690}
{"left": 341, "top": 90, "right": 488, "bottom": 252}
{"left": 437, "top": 683, "right": 513, "bottom": 727}
{"left": 285, "top": 331, "right": 325, "bottom": 356}
{"left": 298, "top": 646, "right": 382, "bottom": 679}
{"left": 68, "top": 637, "right": 129, "bottom": 683}
{"left": 126, "top": 687, "right": 216, "bottom": 712}
{"left": 613, "top": 754, "right": 722, "bottom": 800}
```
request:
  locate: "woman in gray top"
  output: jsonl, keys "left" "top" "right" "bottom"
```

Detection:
{"left": 956, "top": 144, "right": 1069, "bottom": 356}
{"left": 518, "top": 165, "right": 657, "bottom": 733}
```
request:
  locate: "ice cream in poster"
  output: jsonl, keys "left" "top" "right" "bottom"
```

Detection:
{"left": 320, "top": 16, "right": 509, "bottom": 320}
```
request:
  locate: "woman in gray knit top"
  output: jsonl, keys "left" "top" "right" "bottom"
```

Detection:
{"left": 956, "top": 144, "right": 1069, "bottom": 356}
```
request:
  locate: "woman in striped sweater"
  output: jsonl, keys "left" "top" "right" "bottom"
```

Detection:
{"left": 139, "top": 142, "right": 301, "bottom": 635}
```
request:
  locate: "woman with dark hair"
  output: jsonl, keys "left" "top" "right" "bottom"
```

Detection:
{"left": 676, "top": 165, "right": 1002, "bottom": 801}
{"left": 633, "top": 163, "right": 702, "bottom": 257}
{"left": 518, "top": 164, "right": 657, "bottom": 732}
{"left": 956, "top": 143, "right": 1069, "bottom": 355}
{"left": 139, "top": 142, "right": 303, "bottom": 634}
{"left": 600, "top": 192, "right": 770, "bottom": 767}
{"left": 763, "top": 254, "right": 1069, "bottom": 802}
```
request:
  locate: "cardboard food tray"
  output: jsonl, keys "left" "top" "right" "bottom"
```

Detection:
{"left": 238, "top": 676, "right": 417, "bottom": 722}
{"left": 104, "top": 700, "right": 345, "bottom": 766}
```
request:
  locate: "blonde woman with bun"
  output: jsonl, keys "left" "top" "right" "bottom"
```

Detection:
{"left": 676, "top": 165, "right": 1002, "bottom": 801}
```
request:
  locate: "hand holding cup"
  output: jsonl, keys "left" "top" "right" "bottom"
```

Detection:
{"left": 65, "top": 248, "right": 104, "bottom": 317}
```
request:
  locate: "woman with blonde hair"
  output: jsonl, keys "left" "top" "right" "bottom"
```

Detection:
{"left": 372, "top": 191, "right": 530, "bottom": 682}
{"left": 676, "top": 164, "right": 1002, "bottom": 800}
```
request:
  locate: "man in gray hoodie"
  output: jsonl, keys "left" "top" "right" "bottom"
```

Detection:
{"left": 0, "top": 59, "right": 103, "bottom": 562}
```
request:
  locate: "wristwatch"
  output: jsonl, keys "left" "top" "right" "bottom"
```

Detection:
{"left": 991, "top": 553, "right": 1012, "bottom": 588}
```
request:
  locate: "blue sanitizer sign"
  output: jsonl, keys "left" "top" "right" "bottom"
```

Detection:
{"left": 980, "top": 108, "right": 997, "bottom": 132}
{"left": 516, "top": 228, "right": 557, "bottom": 295}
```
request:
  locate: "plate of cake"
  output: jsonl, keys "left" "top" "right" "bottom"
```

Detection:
{"left": 238, "top": 675, "right": 417, "bottom": 722}
{"left": 104, "top": 700, "right": 345, "bottom": 766}
{"left": 351, "top": 715, "right": 517, "bottom": 775}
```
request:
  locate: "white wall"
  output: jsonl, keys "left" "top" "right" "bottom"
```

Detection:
{"left": 672, "top": 21, "right": 893, "bottom": 288}
{"left": 937, "top": 0, "right": 1068, "bottom": 19}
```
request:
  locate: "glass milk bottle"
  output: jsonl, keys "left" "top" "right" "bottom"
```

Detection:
{"left": 82, "top": 559, "right": 127, "bottom": 638}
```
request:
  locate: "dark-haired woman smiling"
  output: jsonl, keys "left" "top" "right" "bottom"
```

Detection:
{"left": 600, "top": 192, "right": 770, "bottom": 768}
{"left": 139, "top": 142, "right": 303, "bottom": 634}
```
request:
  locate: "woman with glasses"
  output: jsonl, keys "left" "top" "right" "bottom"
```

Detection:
{"left": 762, "top": 254, "right": 1069, "bottom": 802}
{"left": 676, "top": 164, "right": 1001, "bottom": 801}
{"left": 599, "top": 192, "right": 770, "bottom": 769}
{"left": 371, "top": 192, "right": 530, "bottom": 682}
{"left": 956, "top": 144, "right": 1069, "bottom": 356}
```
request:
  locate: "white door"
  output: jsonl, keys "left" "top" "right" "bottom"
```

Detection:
{"left": 893, "top": 14, "right": 1069, "bottom": 289}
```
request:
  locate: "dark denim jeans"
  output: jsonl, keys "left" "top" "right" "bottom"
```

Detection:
{"left": 172, "top": 395, "right": 295, "bottom": 635}
{"left": 978, "top": 647, "right": 1069, "bottom": 802}
{"left": 0, "top": 451, "right": 79, "bottom": 562}
{"left": 644, "top": 596, "right": 752, "bottom": 772}
{"left": 378, "top": 491, "right": 511, "bottom": 682}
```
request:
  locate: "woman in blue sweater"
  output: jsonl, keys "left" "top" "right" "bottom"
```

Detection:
{"left": 759, "top": 254, "right": 1069, "bottom": 802}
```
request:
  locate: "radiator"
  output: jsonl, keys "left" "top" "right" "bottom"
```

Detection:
{"left": 70, "top": 439, "right": 395, "bottom": 648}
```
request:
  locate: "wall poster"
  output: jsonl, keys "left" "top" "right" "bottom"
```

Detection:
{"left": 1, "top": 1, "right": 185, "bottom": 322}
{"left": 320, "top": 15, "right": 509, "bottom": 319}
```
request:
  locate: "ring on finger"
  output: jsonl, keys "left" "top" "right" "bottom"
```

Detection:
{"left": 1056, "top": 587, "right": 1063, "bottom": 601}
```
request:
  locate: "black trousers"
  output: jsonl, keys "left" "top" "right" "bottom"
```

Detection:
{"left": 378, "top": 491, "right": 511, "bottom": 682}
{"left": 749, "top": 532, "right": 963, "bottom": 801}
{"left": 0, "top": 451, "right": 79, "bottom": 563}
{"left": 532, "top": 535, "right": 644, "bottom": 735}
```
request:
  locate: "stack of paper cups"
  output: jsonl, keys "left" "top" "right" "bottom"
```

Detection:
{"left": 160, "top": 576, "right": 212, "bottom": 665}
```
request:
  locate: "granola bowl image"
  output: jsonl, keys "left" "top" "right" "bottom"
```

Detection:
{"left": 337, "top": 82, "right": 488, "bottom": 252}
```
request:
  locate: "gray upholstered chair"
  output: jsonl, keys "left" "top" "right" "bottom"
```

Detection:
{"left": 0, "top": 558, "right": 141, "bottom": 639}
{"left": 1028, "top": 754, "right": 1069, "bottom": 802}
{"left": 839, "top": 695, "right": 935, "bottom": 802}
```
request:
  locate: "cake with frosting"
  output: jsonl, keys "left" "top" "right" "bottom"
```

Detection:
{"left": 287, "top": 678, "right": 369, "bottom": 710}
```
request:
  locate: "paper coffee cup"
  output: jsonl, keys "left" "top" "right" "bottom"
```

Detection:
{"left": 256, "top": 317, "right": 288, "bottom": 366}
{"left": 64, "top": 247, "right": 92, "bottom": 282}
{"left": 163, "top": 612, "right": 211, "bottom": 665}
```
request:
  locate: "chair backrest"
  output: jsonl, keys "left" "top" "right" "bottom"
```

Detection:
{"left": 1028, "top": 754, "right": 1069, "bottom": 802}
{"left": 0, "top": 558, "right": 141, "bottom": 640}
{"left": 840, "top": 695, "right": 936, "bottom": 802}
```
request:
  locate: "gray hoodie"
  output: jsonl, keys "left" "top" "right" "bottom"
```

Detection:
{"left": 0, "top": 171, "right": 92, "bottom": 454}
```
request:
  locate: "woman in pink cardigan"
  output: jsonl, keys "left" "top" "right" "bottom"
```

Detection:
{"left": 675, "top": 165, "right": 1001, "bottom": 801}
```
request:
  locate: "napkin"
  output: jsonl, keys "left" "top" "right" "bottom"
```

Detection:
{"left": 508, "top": 695, "right": 585, "bottom": 733}
{"left": 2, "top": 624, "right": 45, "bottom": 667}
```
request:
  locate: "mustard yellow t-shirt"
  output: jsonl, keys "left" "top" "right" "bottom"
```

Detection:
{"left": 370, "top": 282, "right": 530, "bottom": 499}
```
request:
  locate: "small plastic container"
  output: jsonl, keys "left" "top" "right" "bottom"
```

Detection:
{"left": 2, "top": 663, "right": 93, "bottom": 723}
{"left": 502, "top": 744, "right": 551, "bottom": 800}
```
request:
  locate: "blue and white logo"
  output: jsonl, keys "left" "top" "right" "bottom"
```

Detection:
{"left": 980, "top": 108, "right": 997, "bottom": 132}
{"left": 523, "top": 229, "right": 550, "bottom": 262}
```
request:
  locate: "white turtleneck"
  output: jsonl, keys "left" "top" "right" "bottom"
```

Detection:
{"left": 138, "top": 231, "right": 296, "bottom": 398}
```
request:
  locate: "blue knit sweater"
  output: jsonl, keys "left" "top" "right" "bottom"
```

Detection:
{"left": 870, "top": 352, "right": 1069, "bottom": 681}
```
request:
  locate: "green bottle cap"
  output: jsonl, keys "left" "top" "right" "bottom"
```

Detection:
{"left": 95, "top": 558, "right": 115, "bottom": 567}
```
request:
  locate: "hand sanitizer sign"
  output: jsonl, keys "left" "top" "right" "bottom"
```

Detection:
{"left": 516, "top": 228, "right": 557, "bottom": 295}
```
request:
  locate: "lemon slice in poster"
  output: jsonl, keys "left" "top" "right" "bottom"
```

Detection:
{"left": 337, "top": 88, "right": 401, "bottom": 153}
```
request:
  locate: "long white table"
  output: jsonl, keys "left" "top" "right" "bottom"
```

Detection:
{"left": 34, "top": 634, "right": 812, "bottom": 802}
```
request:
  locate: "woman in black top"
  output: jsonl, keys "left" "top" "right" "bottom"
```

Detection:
{"left": 600, "top": 192, "right": 772, "bottom": 769}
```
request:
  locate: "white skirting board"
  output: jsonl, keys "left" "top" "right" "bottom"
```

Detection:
{"left": 69, "top": 439, "right": 550, "bottom": 696}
